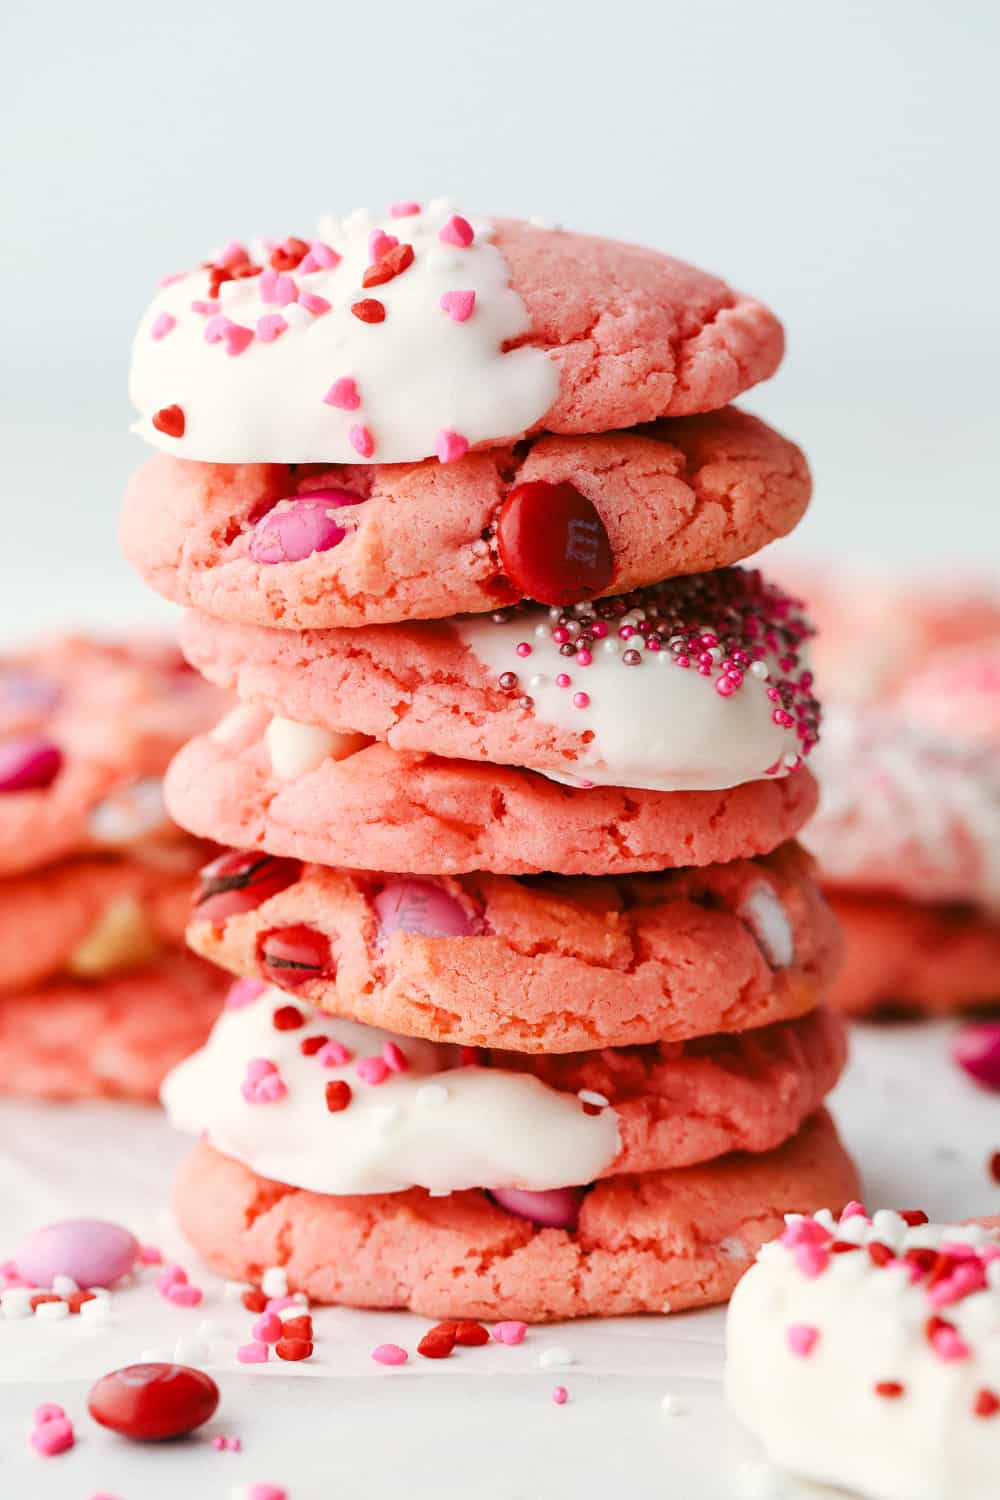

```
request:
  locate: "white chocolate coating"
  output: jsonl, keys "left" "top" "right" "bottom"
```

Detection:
{"left": 162, "top": 988, "right": 619, "bottom": 1196}
{"left": 726, "top": 1209, "right": 1000, "bottom": 1500}
{"left": 129, "top": 200, "right": 558, "bottom": 464}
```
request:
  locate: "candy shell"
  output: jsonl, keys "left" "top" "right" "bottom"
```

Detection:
{"left": 373, "top": 879, "right": 480, "bottom": 943}
{"left": 490, "top": 1186, "right": 582, "bottom": 1230}
{"left": 87, "top": 1362, "right": 219, "bottom": 1441}
{"left": 249, "top": 490, "right": 361, "bottom": 566}
{"left": 0, "top": 736, "right": 63, "bottom": 794}
{"left": 259, "top": 925, "right": 332, "bottom": 988}
{"left": 15, "top": 1218, "right": 139, "bottom": 1289}
{"left": 195, "top": 851, "right": 302, "bottom": 924}
{"left": 496, "top": 480, "right": 614, "bottom": 606}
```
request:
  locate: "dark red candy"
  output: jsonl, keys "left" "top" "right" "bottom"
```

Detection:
{"left": 454, "top": 1320, "right": 490, "bottom": 1347}
{"left": 362, "top": 243, "right": 414, "bottom": 287}
{"left": 259, "top": 925, "right": 332, "bottom": 988}
{"left": 496, "top": 481, "right": 614, "bottom": 607}
{"left": 87, "top": 1362, "right": 219, "bottom": 1441}
{"left": 281, "top": 1315, "right": 313, "bottom": 1340}
{"left": 242, "top": 1288, "right": 267, "bottom": 1313}
{"left": 195, "top": 850, "right": 302, "bottom": 923}
{"left": 417, "top": 1327, "right": 455, "bottom": 1360}
{"left": 275, "top": 1338, "right": 314, "bottom": 1362}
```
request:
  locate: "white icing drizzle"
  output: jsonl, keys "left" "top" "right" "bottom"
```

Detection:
{"left": 162, "top": 989, "right": 619, "bottom": 1196}
{"left": 129, "top": 199, "right": 558, "bottom": 464}
{"left": 457, "top": 604, "right": 810, "bottom": 793}
{"left": 805, "top": 706, "right": 1000, "bottom": 910}
{"left": 727, "top": 1209, "right": 1000, "bottom": 1500}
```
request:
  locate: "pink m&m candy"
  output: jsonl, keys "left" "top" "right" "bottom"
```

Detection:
{"left": 14, "top": 1218, "right": 139, "bottom": 1289}
{"left": 87, "top": 1362, "right": 219, "bottom": 1441}
{"left": 0, "top": 736, "right": 63, "bottom": 793}
{"left": 373, "top": 879, "right": 480, "bottom": 943}
{"left": 490, "top": 1186, "right": 582, "bottom": 1231}
{"left": 248, "top": 490, "right": 362, "bottom": 565}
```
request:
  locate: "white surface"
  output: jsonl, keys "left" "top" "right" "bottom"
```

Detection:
{"left": 0, "top": 1023, "right": 997, "bottom": 1499}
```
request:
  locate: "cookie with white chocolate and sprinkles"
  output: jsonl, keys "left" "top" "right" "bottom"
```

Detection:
{"left": 180, "top": 565, "right": 820, "bottom": 792}
{"left": 174, "top": 1109, "right": 856, "bottom": 1322}
{"left": 123, "top": 407, "right": 809, "bottom": 631}
{"left": 0, "top": 636, "right": 224, "bottom": 877}
{"left": 181, "top": 841, "right": 839, "bottom": 1051}
{"left": 129, "top": 201, "right": 784, "bottom": 466}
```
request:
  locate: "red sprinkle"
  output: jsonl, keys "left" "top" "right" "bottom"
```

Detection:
{"left": 270, "top": 237, "right": 309, "bottom": 272}
{"left": 875, "top": 1381, "right": 905, "bottom": 1399}
{"left": 351, "top": 298, "right": 386, "bottom": 324}
{"left": 272, "top": 1005, "right": 305, "bottom": 1031}
{"left": 362, "top": 243, "right": 414, "bottom": 288}
{"left": 974, "top": 1388, "right": 1000, "bottom": 1418}
{"left": 899, "top": 1210, "right": 930, "bottom": 1227}
{"left": 454, "top": 1321, "right": 490, "bottom": 1347}
{"left": 152, "top": 405, "right": 185, "bottom": 439}
{"left": 300, "top": 1035, "right": 329, "bottom": 1056}
{"left": 67, "top": 1292, "right": 97, "bottom": 1314}
{"left": 242, "top": 1289, "right": 268, "bottom": 1313}
{"left": 417, "top": 1327, "right": 456, "bottom": 1360}
{"left": 830, "top": 1240, "right": 862, "bottom": 1254}
{"left": 867, "top": 1242, "right": 894, "bottom": 1267}
{"left": 275, "top": 1338, "right": 313, "bottom": 1362}
{"left": 325, "top": 1080, "right": 352, "bottom": 1113}
{"left": 30, "top": 1294, "right": 63, "bottom": 1311}
{"left": 281, "top": 1315, "right": 313, "bottom": 1341}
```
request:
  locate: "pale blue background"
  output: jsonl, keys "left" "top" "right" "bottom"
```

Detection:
{"left": 2, "top": 0, "right": 998, "bottom": 638}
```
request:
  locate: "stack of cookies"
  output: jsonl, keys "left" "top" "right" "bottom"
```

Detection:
{"left": 0, "top": 637, "right": 226, "bottom": 1098}
{"left": 123, "top": 200, "right": 857, "bottom": 1320}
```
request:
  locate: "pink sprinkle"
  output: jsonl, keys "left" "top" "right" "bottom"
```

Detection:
{"left": 786, "top": 1323, "right": 820, "bottom": 1357}
{"left": 217, "top": 239, "right": 249, "bottom": 268}
{"left": 157, "top": 1264, "right": 187, "bottom": 1293}
{"left": 265, "top": 1294, "right": 298, "bottom": 1314}
{"left": 324, "top": 377, "right": 361, "bottom": 411}
{"left": 34, "top": 1404, "right": 65, "bottom": 1425}
{"left": 167, "top": 1282, "right": 203, "bottom": 1308}
{"left": 191, "top": 298, "right": 219, "bottom": 315}
{"left": 237, "top": 1341, "right": 269, "bottom": 1364}
{"left": 515, "top": 642, "right": 532, "bottom": 658}
{"left": 439, "top": 214, "right": 474, "bottom": 248}
{"left": 138, "top": 1243, "right": 163, "bottom": 1265}
{"left": 555, "top": 673, "right": 572, "bottom": 689}
{"left": 272, "top": 275, "right": 298, "bottom": 308}
{"left": 552, "top": 1386, "right": 568, "bottom": 1405}
{"left": 929, "top": 1262, "right": 987, "bottom": 1308}
{"left": 257, "top": 314, "right": 288, "bottom": 343}
{"left": 383, "top": 1041, "right": 409, "bottom": 1073}
{"left": 781, "top": 1217, "right": 832, "bottom": 1250}
{"left": 204, "top": 314, "right": 230, "bottom": 343}
{"left": 492, "top": 1321, "right": 527, "bottom": 1345}
{"left": 390, "top": 200, "right": 421, "bottom": 217}
{"left": 151, "top": 312, "right": 176, "bottom": 340}
{"left": 222, "top": 323, "right": 254, "bottom": 357}
{"left": 212, "top": 1436, "right": 226, "bottom": 1450}
{"left": 318, "top": 1040, "right": 353, "bottom": 1067}
{"left": 349, "top": 425, "right": 375, "bottom": 459}
{"left": 258, "top": 268, "right": 279, "bottom": 303}
{"left": 440, "top": 289, "right": 476, "bottom": 322}
{"left": 932, "top": 1326, "right": 971, "bottom": 1361}
{"left": 435, "top": 429, "right": 469, "bottom": 464}
{"left": 246, "top": 1058, "right": 278, "bottom": 1084}
{"left": 159, "top": 270, "right": 186, "bottom": 287}
{"left": 371, "top": 1343, "right": 408, "bottom": 1366}
{"left": 369, "top": 229, "right": 400, "bottom": 264}
{"left": 794, "top": 1244, "right": 830, "bottom": 1279}
{"left": 356, "top": 1056, "right": 389, "bottom": 1086}
{"left": 31, "top": 1417, "right": 74, "bottom": 1457}
{"left": 253, "top": 1312, "right": 283, "bottom": 1343}
{"left": 226, "top": 978, "right": 267, "bottom": 1010}
{"left": 300, "top": 292, "right": 331, "bottom": 316}
{"left": 248, "top": 1485, "right": 287, "bottom": 1500}
{"left": 572, "top": 692, "right": 590, "bottom": 709}
{"left": 308, "top": 240, "right": 340, "bottom": 269}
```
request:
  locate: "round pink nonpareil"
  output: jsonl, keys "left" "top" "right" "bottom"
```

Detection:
{"left": 15, "top": 1218, "right": 139, "bottom": 1289}
{"left": 0, "top": 737, "right": 63, "bottom": 793}
{"left": 248, "top": 491, "right": 362, "bottom": 565}
{"left": 373, "top": 879, "right": 480, "bottom": 943}
{"left": 490, "top": 1186, "right": 583, "bottom": 1230}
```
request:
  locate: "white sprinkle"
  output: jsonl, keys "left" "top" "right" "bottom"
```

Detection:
{"left": 416, "top": 1083, "right": 449, "bottom": 1109}
{"left": 750, "top": 661, "right": 769, "bottom": 679}
{"left": 174, "top": 1335, "right": 210, "bottom": 1365}
{"left": 660, "top": 1393, "right": 686, "bottom": 1416}
{"left": 601, "top": 638, "right": 620, "bottom": 655}
{"left": 534, "top": 623, "right": 549, "bottom": 639}
{"left": 548, "top": 607, "right": 562, "bottom": 622}
{"left": 261, "top": 1266, "right": 288, "bottom": 1299}
{"left": 528, "top": 674, "right": 547, "bottom": 689}
{"left": 538, "top": 1345, "right": 575, "bottom": 1369}
{"left": 1, "top": 1289, "right": 35, "bottom": 1319}
{"left": 80, "top": 1296, "right": 111, "bottom": 1323}
{"left": 35, "top": 1300, "right": 69, "bottom": 1322}
{"left": 52, "top": 1275, "right": 79, "bottom": 1297}
{"left": 577, "top": 1089, "right": 609, "bottom": 1109}
{"left": 278, "top": 1301, "right": 308, "bottom": 1322}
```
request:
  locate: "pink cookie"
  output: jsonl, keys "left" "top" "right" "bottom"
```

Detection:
{"left": 0, "top": 952, "right": 226, "bottom": 1100}
{"left": 185, "top": 844, "right": 840, "bottom": 1050}
{"left": 130, "top": 212, "right": 785, "bottom": 470}
{"left": 805, "top": 707, "right": 1000, "bottom": 910}
{"left": 895, "top": 641, "right": 1000, "bottom": 745}
{"left": 178, "top": 565, "right": 818, "bottom": 789}
{"left": 0, "top": 636, "right": 224, "bottom": 877}
{"left": 165, "top": 711, "right": 819, "bottom": 878}
{"left": 0, "top": 847, "right": 209, "bottom": 995}
{"left": 827, "top": 890, "right": 1000, "bottom": 1017}
{"left": 174, "top": 1110, "right": 857, "bottom": 1322}
{"left": 123, "top": 408, "right": 808, "bottom": 630}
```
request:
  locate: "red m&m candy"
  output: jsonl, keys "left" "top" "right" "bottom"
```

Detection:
{"left": 260, "top": 924, "right": 332, "bottom": 988}
{"left": 195, "top": 850, "right": 302, "bottom": 924}
{"left": 496, "top": 481, "right": 614, "bottom": 607}
{"left": 87, "top": 1362, "right": 219, "bottom": 1441}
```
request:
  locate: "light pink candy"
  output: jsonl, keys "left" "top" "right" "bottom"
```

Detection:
{"left": 491, "top": 1186, "right": 581, "bottom": 1230}
{"left": 237, "top": 1341, "right": 269, "bottom": 1364}
{"left": 356, "top": 1056, "right": 389, "bottom": 1086}
{"left": 323, "top": 377, "right": 361, "bottom": 410}
{"left": 371, "top": 1343, "right": 408, "bottom": 1366}
{"left": 440, "top": 289, "right": 476, "bottom": 322}
{"left": 383, "top": 1041, "right": 408, "bottom": 1073}
{"left": 248, "top": 492, "right": 360, "bottom": 566}
{"left": 15, "top": 1217, "right": 138, "bottom": 1288}
{"left": 300, "top": 293, "right": 331, "bottom": 316}
{"left": 435, "top": 429, "right": 469, "bottom": 464}
{"left": 308, "top": 240, "right": 340, "bottom": 268}
{"left": 167, "top": 1282, "right": 203, "bottom": 1307}
{"left": 257, "top": 314, "right": 288, "bottom": 342}
{"left": 222, "top": 323, "right": 254, "bottom": 356}
{"left": 368, "top": 229, "right": 399, "bottom": 264}
{"left": 439, "top": 214, "right": 474, "bottom": 248}
{"left": 31, "top": 1416, "right": 74, "bottom": 1456}
{"left": 373, "top": 879, "right": 480, "bottom": 943}
{"left": 253, "top": 1312, "right": 283, "bottom": 1343}
{"left": 151, "top": 312, "right": 176, "bottom": 340}
{"left": 349, "top": 424, "right": 375, "bottom": 458}
{"left": 226, "top": 978, "right": 268, "bottom": 1010}
{"left": 932, "top": 1326, "right": 971, "bottom": 1360}
{"left": 786, "top": 1323, "right": 819, "bottom": 1357}
{"left": 492, "top": 1321, "right": 527, "bottom": 1345}
{"left": 318, "top": 1040, "right": 353, "bottom": 1068}
{"left": 390, "top": 201, "right": 421, "bottom": 217}
{"left": 248, "top": 1485, "right": 287, "bottom": 1500}
{"left": 33, "top": 1404, "right": 65, "bottom": 1425}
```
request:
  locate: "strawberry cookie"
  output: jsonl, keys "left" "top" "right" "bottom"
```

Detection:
{"left": 174, "top": 1108, "right": 855, "bottom": 1321}
{"left": 727, "top": 1206, "right": 1000, "bottom": 1500}
{"left": 123, "top": 408, "right": 809, "bottom": 629}
{"left": 179, "top": 566, "right": 820, "bottom": 789}
{"left": 182, "top": 844, "right": 840, "bottom": 1051}
{"left": 165, "top": 712, "right": 818, "bottom": 877}
{"left": 130, "top": 201, "right": 783, "bottom": 465}
{"left": 0, "top": 636, "right": 224, "bottom": 877}
{"left": 0, "top": 952, "right": 226, "bottom": 1101}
